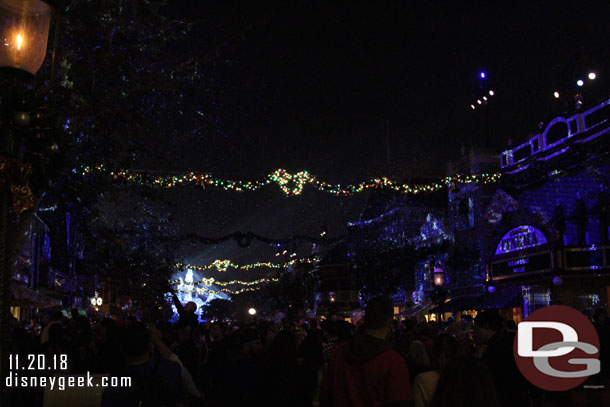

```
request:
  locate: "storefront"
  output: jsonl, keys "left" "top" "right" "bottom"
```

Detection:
{"left": 489, "top": 224, "right": 610, "bottom": 317}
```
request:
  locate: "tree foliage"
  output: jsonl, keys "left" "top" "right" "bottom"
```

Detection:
{"left": 20, "top": 0, "right": 256, "bottom": 306}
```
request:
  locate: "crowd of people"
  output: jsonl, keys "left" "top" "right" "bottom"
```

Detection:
{"left": 6, "top": 298, "right": 610, "bottom": 407}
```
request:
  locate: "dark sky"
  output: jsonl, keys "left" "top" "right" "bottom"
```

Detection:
{"left": 155, "top": 2, "right": 610, "bottom": 274}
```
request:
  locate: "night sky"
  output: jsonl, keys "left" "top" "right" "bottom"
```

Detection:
{"left": 150, "top": 2, "right": 610, "bottom": 274}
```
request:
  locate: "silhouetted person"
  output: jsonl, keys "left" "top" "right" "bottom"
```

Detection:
{"left": 321, "top": 296, "right": 413, "bottom": 406}
{"left": 474, "top": 311, "right": 530, "bottom": 407}
{"left": 430, "top": 354, "right": 499, "bottom": 407}
{"left": 171, "top": 291, "right": 199, "bottom": 328}
{"left": 413, "top": 333, "right": 462, "bottom": 407}
{"left": 101, "top": 322, "right": 183, "bottom": 407}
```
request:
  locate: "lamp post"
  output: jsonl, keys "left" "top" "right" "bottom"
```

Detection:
{"left": 0, "top": 1, "right": 59, "bottom": 405}
{"left": 433, "top": 264, "right": 445, "bottom": 286}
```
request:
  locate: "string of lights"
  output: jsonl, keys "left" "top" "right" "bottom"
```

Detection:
{"left": 173, "top": 257, "right": 314, "bottom": 273}
{"left": 173, "top": 286, "right": 266, "bottom": 295}
{"left": 77, "top": 165, "right": 502, "bottom": 196}
{"left": 170, "top": 276, "right": 279, "bottom": 287}
{"left": 104, "top": 229, "right": 344, "bottom": 247}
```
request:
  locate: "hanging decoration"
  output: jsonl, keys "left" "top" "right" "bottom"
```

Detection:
{"left": 173, "top": 257, "right": 314, "bottom": 274}
{"left": 0, "top": 155, "right": 35, "bottom": 214}
{"left": 77, "top": 165, "right": 501, "bottom": 196}
{"left": 111, "top": 229, "right": 344, "bottom": 247}
{"left": 170, "top": 276, "right": 279, "bottom": 288}
{"left": 173, "top": 285, "right": 268, "bottom": 295}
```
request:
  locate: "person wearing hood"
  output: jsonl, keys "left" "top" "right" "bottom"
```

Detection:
{"left": 320, "top": 296, "right": 413, "bottom": 407}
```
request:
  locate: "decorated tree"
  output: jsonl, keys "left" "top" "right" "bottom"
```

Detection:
{"left": 12, "top": 0, "right": 260, "bottom": 307}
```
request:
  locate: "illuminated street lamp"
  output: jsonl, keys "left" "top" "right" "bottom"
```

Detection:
{"left": 0, "top": 0, "right": 54, "bottom": 75}
{"left": 433, "top": 265, "right": 445, "bottom": 286}
{"left": 0, "top": 4, "right": 60, "bottom": 405}
{"left": 248, "top": 307, "right": 256, "bottom": 316}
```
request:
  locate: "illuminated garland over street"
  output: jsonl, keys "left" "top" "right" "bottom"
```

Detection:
{"left": 78, "top": 165, "right": 502, "bottom": 196}
{"left": 173, "top": 257, "right": 314, "bottom": 273}
{"left": 170, "top": 276, "right": 279, "bottom": 288}
{"left": 174, "top": 286, "right": 266, "bottom": 295}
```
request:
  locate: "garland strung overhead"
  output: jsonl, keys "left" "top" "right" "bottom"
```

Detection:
{"left": 173, "top": 257, "right": 314, "bottom": 273}
{"left": 174, "top": 286, "right": 265, "bottom": 295}
{"left": 78, "top": 165, "right": 501, "bottom": 196}
{"left": 170, "top": 276, "right": 279, "bottom": 288}
{"left": 109, "top": 229, "right": 344, "bottom": 247}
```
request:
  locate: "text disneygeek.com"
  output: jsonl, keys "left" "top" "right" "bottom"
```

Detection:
{"left": 5, "top": 372, "right": 132, "bottom": 391}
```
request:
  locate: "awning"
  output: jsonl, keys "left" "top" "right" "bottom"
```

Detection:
{"left": 429, "top": 286, "right": 523, "bottom": 313}
{"left": 11, "top": 284, "right": 62, "bottom": 308}
{"left": 479, "top": 286, "right": 522, "bottom": 310}
{"left": 430, "top": 295, "right": 483, "bottom": 313}
{"left": 402, "top": 299, "right": 436, "bottom": 316}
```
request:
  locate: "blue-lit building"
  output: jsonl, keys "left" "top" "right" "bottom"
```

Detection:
{"left": 486, "top": 98, "right": 610, "bottom": 319}
{"left": 346, "top": 98, "right": 610, "bottom": 322}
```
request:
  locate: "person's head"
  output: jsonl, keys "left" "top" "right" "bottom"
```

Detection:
{"left": 210, "top": 322, "right": 223, "bottom": 340}
{"left": 430, "top": 354, "right": 499, "bottom": 407}
{"left": 408, "top": 340, "right": 431, "bottom": 367}
{"left": 51, "top": 311, "right": 63, "bottom": 322}
{"left": 184, "top": 301, "right": 197, "bottom": 314}
{"left": 432, "top": 333, "right": 461, "bottom": 370}
{"left": 461, "top": 314, "right": 473, "bottom": 323}
{"left": 123, "top": 322, "right": 151, "bottom": 359}
{"left": 269, "top": 329, "right": 298, "bottom": 365}
{"left": 593, "top": 308, "right": 607, "bottom": 324}
{"left": 71, "top": 308, "right": 79, "bottom": 319}
{"left": 48, "top": 323, "right": 64, "bottom": 345}
{"left": 505, "top": 320, "right": 517, "bottom": 332}
{"left": 364, "top": 296, "right": 394, "bottom": 335}
{"left": 473, "top": 311, "right": 503, "bottom": 345}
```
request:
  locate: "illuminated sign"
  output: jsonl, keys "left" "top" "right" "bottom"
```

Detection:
{"left": 495, "top": 225, "right": 548, "bottom": 255}
{"left": 491, "top": 252, "right": 552, "bottom": 280}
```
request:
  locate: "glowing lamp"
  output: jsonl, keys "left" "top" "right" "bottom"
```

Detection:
{"left": 96, "top": 297, "right": 103, "bottom": 306}
{"left": 329, "top": 291, "right": 336, "bottom": 302}
{"left": 553, "top": 276, "right": 563, "bottom": 286}
{"left": 470, "top": 104, "right": 476, "bottom": 110}
{"left": 90, "top": 298, "right": 96, "bottom": 306}
{"left": 248, "top": 308, "right": 256, "bottom": 316}
{"left": 433, "top": 266, "right": 445, "bottom": 286}
{"left": 489, "top": 90, "right": 494, "bottom": 96}
{"left": 477, "top": 99, "right": 482, "bottom": 105}
{"left": 0, "top": 0, "right": 54, "bottom": 75}
{"left": 487, "top": 285, "right": 496, "bottom": 294}
{"left": 588, "top": 72, "right": 596, "bottom": 80}
{"left": 482, "top": 96, "right": 487, "bottom": 101}
{"left": 553, "top": 91, "right": 560, "bottom": 98}
{"left": 480, "top": 72, "right": 486, "bottom": 79}
{"left": 576, "top": 79, "right": 584, "bottom": 87}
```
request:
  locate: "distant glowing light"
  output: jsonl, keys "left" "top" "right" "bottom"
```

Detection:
{"left": 483, "top": 96, "right": 488, "bottom": 101}
{"left": 16, "top": 34, "right": 23, "bottom": 50}
{"left": 489, "top": 90, "right": 494, "bottom": 96}
{"left": 553, "top": 91, "right": 560, "bottom": 98}
{"left": 577, "top": 79, "right": 584, "bottom": 87}
{"left": 248, "top": 308, "right": 256, "bottom": 315}
{"left": 470, "top": 104, "right": 476, "bottom": 109}
{"left": 588, "top": 72, "right": 596, "bottom": 80}
{"left": 480, "top": 72, "right": 486, "bottom": 79}
{"left": 477, "top": 99, "right": 482, "bottom": 105}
